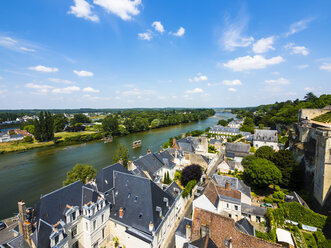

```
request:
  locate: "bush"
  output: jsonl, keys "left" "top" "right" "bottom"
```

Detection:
{"left": 255, "top": 146, "right": 275, "bottom": 160}
{"left": 23, "top": 136, "right": 33, "bottom": 143}
{"left": 182, "top": 180, "right": 197, "bottom": 198}
{"left": 174, "top": 170, "right": 181, "bottom": 181}
{"left": 314, "top": 231, "right": 331, "bottom": 248}
{"left": 264, "top": 197, "right": 274, "bottom": 204}
{"left": 303, "top": 232, "right": 318, "bottom": 248}
{"left": 273, "top": 191, "right": 285, "bottom": 201}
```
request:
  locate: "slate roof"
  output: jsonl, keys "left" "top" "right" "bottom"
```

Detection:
{"left": 176, "top": 137, "right": 198, "bottom": 153}
{"left": 209, "top": 139, "right": 222, "bottom": 145}
{"left": 165, "top": 148, "right": 185, "bottom": 159}
{"left": 225, "top": 143, "right": 250, "bottom": 155}
{"left": 209, "top": 125, "right": 240, "bottom": 133}
{"left": 254, "top": 129, "right": 278, "bottom": 142}
{"left": 241, "top": 203, "right": 267, "bottom": 217}
{"left": 186, "top": 236, "right": 218, "bottom": 248}
{"left": 132, "top": 152, "right": 176, "bottom": 180}
{"left": 175, "top": 217, "right": 192, "bottom": 238}
{"left": 7, "top": 234, "right": 30, "bottom": 248}
{"left": 95, "top": 163, "right": 131, "bottom": 193}
{"left": 212, "top": 174, "right": 251, "bottom": 199}
{"left": 109, "top": 171, "right": 175, "bottom": 239}
{"left": 35, "top": 181, "right": 84, "bottom": 225}
{"left": 165, "top": 181, "right": 182, "bottom": 199}
{"left": 235, "top": 217, "right": 255, "bottom": 236}
{"left": 36, "top": 219, "right": 53, "bottom": 248}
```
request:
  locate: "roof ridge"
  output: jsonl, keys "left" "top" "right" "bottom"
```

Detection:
{"left": 40, "top": 180, "right": 82, "bottom": 199}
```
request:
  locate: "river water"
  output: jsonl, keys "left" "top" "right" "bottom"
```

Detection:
{"left": 0, "top": 111, "right": 234, "bottom": 219}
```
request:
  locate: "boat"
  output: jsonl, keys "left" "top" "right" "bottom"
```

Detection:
{"left": 103, "top": 136, "right": 113, "bottom": 143}
{"left": 132, "top": 140, "right": 142, "bottom": 149}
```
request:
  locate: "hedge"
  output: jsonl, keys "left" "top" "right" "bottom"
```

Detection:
{"left": 64, "top": 133, "right": 104, "bottom": 143}
{"left": 302, "top": 232, "right": 318, "bottom": 248}
{"left": 283, "top": 202, "right": 327, "bottom": 229}
{"left": 182, "top": 180, "right": 197, "bottom": 198}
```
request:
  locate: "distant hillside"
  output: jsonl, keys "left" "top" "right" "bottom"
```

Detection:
{"left": 231, "top": 93, "right": 331, "bottom": 128}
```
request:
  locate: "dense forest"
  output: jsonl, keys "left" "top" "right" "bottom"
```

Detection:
{"left": 232, "top": 93, "right": 331, "bottom": 128}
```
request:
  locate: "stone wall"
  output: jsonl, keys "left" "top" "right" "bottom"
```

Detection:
{"left": 299, "top": 108, "right": 330, "bottom": 121}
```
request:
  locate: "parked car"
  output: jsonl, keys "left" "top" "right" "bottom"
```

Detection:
{"left": 0, "top": 221, "right": 6, "bottom": 231}
{"left": 260, "top": 203, "right": 273, "bottom": 208}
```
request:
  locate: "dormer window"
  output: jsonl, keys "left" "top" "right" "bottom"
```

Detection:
{"left": 72, "top": 212, "right": 76, "bottom": 221}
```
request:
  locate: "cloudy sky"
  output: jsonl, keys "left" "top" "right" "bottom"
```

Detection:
{"left": 0, "top": 0, "right": 330, "bottom": 109}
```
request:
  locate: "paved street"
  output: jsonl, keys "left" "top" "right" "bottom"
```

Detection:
{"left": 164, "top": 199, "right": 193, "bottom": 248}
{"left": 0, "top": 217, "right": 18, "bottom": 245}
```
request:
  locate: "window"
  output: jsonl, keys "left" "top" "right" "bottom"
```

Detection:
{"left": 72, "top": 211, "right": 76, "bottom": 221}
{"left": 71, "top": 226, "right": 77, "bottom": 239}
{"left": 226, "top": 203, "right": 229, "bottom": 208}
{"left": 55, "top": 235, "right": 59, "bottom": 244}
{"left": 101, "top": 214, "right": 104, "bottom": 223}
{"left": 72, "top": 241, "right": 79, "bottom": 248}
{"left": 85, "top": 222, "right": 88, "bottom": 231}
{"left": 228, "top": 214, "right": 232, "bottom": 218}
{"left": 102, "top": 228, "right": 105, "bottom": 239}
{"left": 134, "top": 196, "right": 138, "bottom": 202}
{"left": 234, "top": 205, "right": 238, "bottom": 211}
{"left": 93, "top": 220, "right": 96, "bottom": 231}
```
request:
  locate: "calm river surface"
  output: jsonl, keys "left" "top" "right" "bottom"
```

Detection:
{"left": 0, "top": 111, "right": 234, "bottom": 219}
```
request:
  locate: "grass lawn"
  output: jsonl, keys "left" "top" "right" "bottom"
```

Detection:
{"left": 0, "top": 140, "right": 54, "bottom": 153}
{"left": 54, "top": 131, "right": 97, "bottom": 141}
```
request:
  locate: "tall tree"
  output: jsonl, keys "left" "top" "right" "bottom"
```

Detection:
{"left": 102, "top": 115, "right": 119, "bottom": 136}
{"left": 34, "top": 111, "right": 54, "bottom": 141}
{"left": 243, "top": 158, "right": 282, "bottom": 188}
{"left": 180, "top": 164, "right": 202, "bottom": 187}
{"left": 255, "top": 146, "right": 275, "bottom": 160}
{"left": 63, "top": 163, "right": 96, "bottom": 186}
{"left": 53, "top": 113, "right": 67, "bottom": 132}
{"left": 112, "top": 144, "right": 129, "bottom": 167}
{"left": 71, "top": 114, "right": 91, "bottom": 125}
{"left": 271, "top": 150, "right": 298, "bottom": 187}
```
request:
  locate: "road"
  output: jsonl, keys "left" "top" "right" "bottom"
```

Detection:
{"left": 0, "top": 217, "right": 18, "bottom": 245}
{"left": 164, "top": 200, "right": 193, "bottom": 248}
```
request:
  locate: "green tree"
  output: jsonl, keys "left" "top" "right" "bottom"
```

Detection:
{"left": 243, "top": 158, "right": 282, "bottom": 188}
{"left": 63, "top": 163, "right": 97, "bottom": 186}
{"left": 102, "top": 115, "right": 119, "bottom": 136}
{"left": 53, "top": 113, "right": 67, "bottom": 132}
{"left": 271, "top": 150, "right": 298, "bottom": 187}
{"left": 304, "top": 92, "right": 317, "bottom": 102}
{"left": 151, "top": 119, "right": 161, "bottom": 128}
{"left": 23, "top": 136, "right": 33, "bottom": 143}
{"left": 255, "top": 146, "right": 275, "bottom": 160}
{"left": 23, "top": 125, "right": 35, "bottom": 135}
{"left": 72, "top": 114, "right": 91, "bottom": 125}
{"left": 112, "top": 144, "right": 129, "bottom": 167}
{"left": 217, "top": 119, "right": 228, "bottom": 126}
{"left": 241, "top": 155, "right": 257, "bottom": 168}
{"left": 34, "top": 111, "right": 54, "bottom": 142}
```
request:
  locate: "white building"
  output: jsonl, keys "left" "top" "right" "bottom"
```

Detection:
{"left": 253, "top": 129, "right": 279, "bottom": 151}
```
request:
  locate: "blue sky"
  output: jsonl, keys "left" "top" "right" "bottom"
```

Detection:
{"left": 0, "top": 0, "right": 331, "bottom": 109}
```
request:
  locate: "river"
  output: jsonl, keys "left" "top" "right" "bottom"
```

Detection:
{"left": 0, "top": 111, "right": 234, "bottom": 219}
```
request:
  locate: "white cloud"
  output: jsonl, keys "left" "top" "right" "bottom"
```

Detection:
{"left": 221, "top": 13, "right": 254, "bottom": 51}
{"left": 0, "top": 36, "right": 17, "bottom": 47}
{"left": 253, "top": 36, "right": 275, "bottom": 53}
{"left": 68, "top": 0, "right": 99, "bottom": 22}
{"left": 265, "top": 77, "right": 290, "bottom": 85}
{"left": 228, "top": 88, "right": 237, "bottom": 92}
{"left": 172, "top": 27, "right": 185, "bottom": 37}
{"left": 25, "top": 83, "right": 53, "bottom": 94}
{"left": 222, "top": 79, "right": 242, "bottom": 86}
{"left": 19, "top": 46, "right": 36, "bottom": 52}
{"left": 286, "top": 18, "right": 313, "bottom": 37}
{"left": 320, "top": 63, "right": 331, "bottom": 72}
{"left": 223, "top": 55, "right": 285, "bottom": 71}
{"left": 83, "top": 86, "right": 100, "bottom": 93}
{"left": 48, "top": 78, "right": 76, "bottom": 84}
{"left": 188, "top": 73, "right": 208, "bottom": 82}
{"left": 285, "top": 43, "right": 309, "bottom": 56}
{"left": 304, "top": 87, "right": 314, "bottom": 91}
{"left": 297, "top": 64, "right": 309, "bottom": 69}
{"left": 138, "top": 31, "right": 152, "bottom": 41}
{"left": 121, "top": 88, "right": 154, "bottom": 96}
{"left": 152, "top": 21, "right": 164, "bottom": 33}
{"left": 185, "top": 88, "right": 203, "bottom": 94}
{"left": 52, "top": 86, "right": 80, "bottom": 94}
{"left": 29, "top": 65, "right": 59, "bottom": 72}
{"left": 73, "top": 70, "right": 94, "bottom": 77}
{"left": 93, "top": 0, "right": 142, "bottom": 21}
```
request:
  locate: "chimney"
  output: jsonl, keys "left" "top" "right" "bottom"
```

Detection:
{"left": 182, "top": 133, "right": 186, "bottom": 138}
{"left": 118, "top": 159, "right": 123, "bottom": 165}
{"left": 147, "top": 149, "right": 151, "bottom": 154}
{"left": 163, "top": 197, "right": 169, "bottom": 208}
{"left": 185, "top": 224, "right": 191, "bottom": 240}
{"left": 172, "top": 138, "right": 177, "bottom": 148}
{"left": 149, "top": 221, "right": 154, "bottom": 232}
{"left": 127, "top": 161, "right": 134, "bottom": 171}
{"left": 156, "top": 206, "right": 162, "bottom": 218}
{"left": 23, "top": 221, "right": 33, "bottom": 246}
{"left": 119, "top": 208, "right": 124, "bottom": 218}
{"left": 225, "top": 181, "right": 230, "bottom": 190}
{"left": 174, "top": 150, "right": 178, "bottom": 158}
{"left": 18, "top": 200, "right": 27, "bottom": 234}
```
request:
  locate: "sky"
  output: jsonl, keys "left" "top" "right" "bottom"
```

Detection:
{"left": 0, "top": 0, "right": 331, "bottom": 109}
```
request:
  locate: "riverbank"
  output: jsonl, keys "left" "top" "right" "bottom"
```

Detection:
{"left": 0, "top": 131, "right": 101, "bottom": 154}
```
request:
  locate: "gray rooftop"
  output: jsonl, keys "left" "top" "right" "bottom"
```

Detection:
{"left": 212, "top": 174, "right": 251, "bottom": 199}
{"left": 175, "top": 217, "right": 192, "bottom": 238}
{"left": 209, "top": 125, "right": 240, "bottom": 133}
{"left": 225, "top": 143, "right": 250, "bottom": 154}
{"left": 235, "top": 217, "right": 255, "bottom": 236}
{"left": 241, "top": 203, "right": 267, "bottom": 217}
{"left": 254, "top": 129, "right": 278, "bottom": 142}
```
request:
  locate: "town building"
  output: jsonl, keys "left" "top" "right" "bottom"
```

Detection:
{"left": 177, "top": 207, "right": 281, "bottom": 248}
{"left": 253, "top": 129, "right": 279, "bottom": 151}
{"left": 225, "top": 142, "right": 250, "bottom": 162}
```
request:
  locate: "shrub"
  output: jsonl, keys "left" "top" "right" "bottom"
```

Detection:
{"left": 23, "top": 136, "right": 33, "bottom": 143}
{"left": 264, "top": 197, "right": 274, "bottom": 204}
{"left": 273, "top": 191, "right": 285, "bottom": 201}
{"left": 182, "top": 180, "right": 197, "bottom": 198}
{"left": 255, "top": 146, "right": 275, "bottom": 160}
{"left": 180, "top": 164, "right": 202, "bottom": 187}
{"left": 174, "top": 170, "right": 181, "bottom": 181}
{"left": 303, "top": 232, "right": 318, "bottom": 248}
